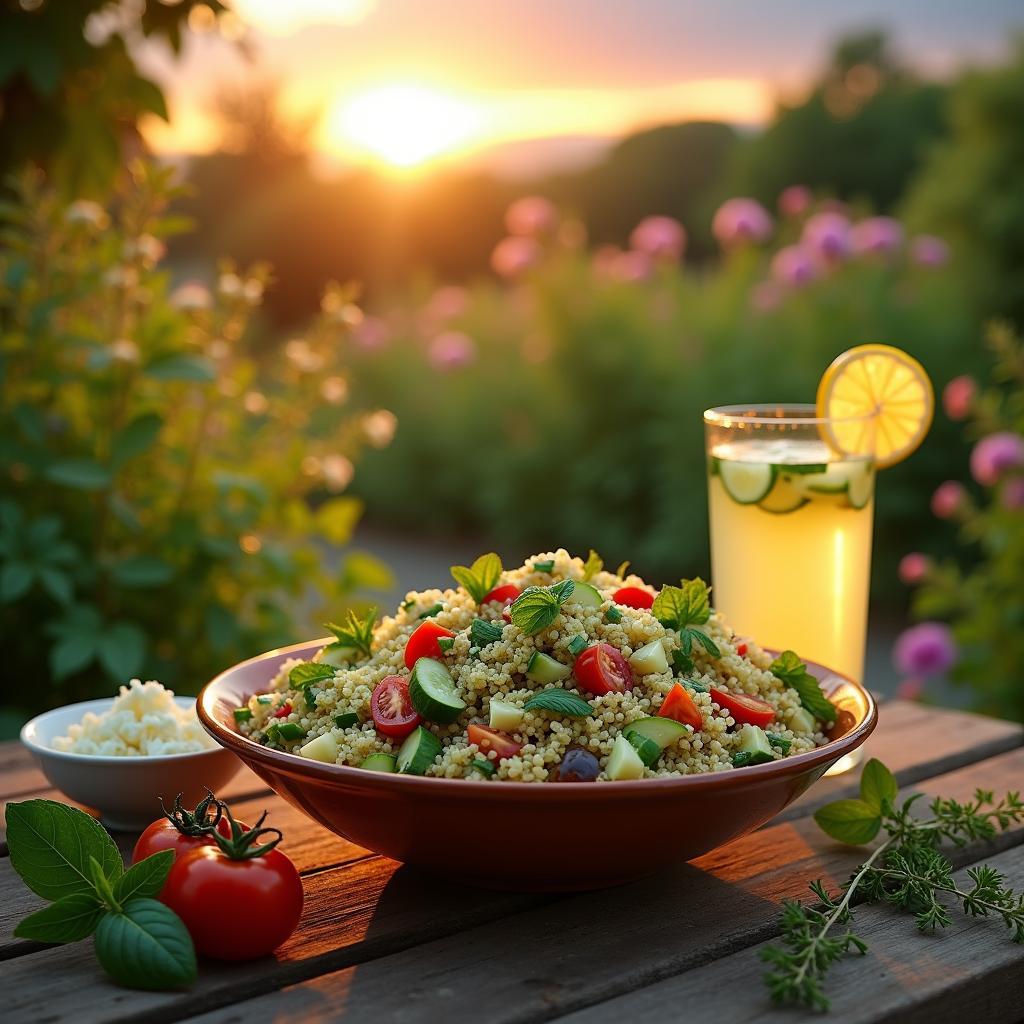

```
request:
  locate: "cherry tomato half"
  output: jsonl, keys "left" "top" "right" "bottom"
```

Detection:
{"left": 371, "top": 675, "right": 421, "bottom": 738}
{"left": 404, "top": 620, "right": 456, "bottom": 669}
{"left": 161, "top": 845, "right": 304, "bottom": 961}
{"left": 481, "top": 583, "right": 521, "bottom": 606}
{"left": 467, "top": 723, "right": 523, "bottom": 760}
{"left": 658, "top": 683, "right": 703, "bottom": 731}
{"left": 574, "top": 643, "right": 634, "bottom": 695}
{"left": 612, "top": 586, "right": 655, "bottom": 610}
{"left": 710, "top": 686, "right": 776, "bottom": 728}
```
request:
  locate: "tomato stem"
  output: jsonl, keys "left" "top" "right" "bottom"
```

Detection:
{"left": 161, "top": 790, "right": 223, "bottom": 838}
{"left": 210, "top": 801, "right": 283, "bottom": 860}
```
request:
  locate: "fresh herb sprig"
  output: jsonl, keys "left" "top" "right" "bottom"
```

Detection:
{"left": 323, "top": 607, "right": 378, "bottom": 660}
{"left": 769, "top": 650, "right": 837, "bottom": 724}
{"left": 451, "top": 552, "right": 503, "bottom": 604}
{"left": 581, "top": 549, "right": 603, "bottom": 581}
{"left": 509, "top": 580, "right": 575, "bottom": 635}
{"left": 762, "top": 759, "right": 1024, "bottom": 1011}
{"left": 8, "top": 800, "right": 197, "bottom": 990}
{"left": 653, "top": 578, "right": 721, "bottom": 671}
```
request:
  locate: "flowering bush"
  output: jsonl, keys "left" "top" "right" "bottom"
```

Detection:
{"left": 894, "top": 323, "right": 1024, "bottom": 721}
{"left": 350, "top": 190, "right": 976, "bottom": 589}
{"left": 0, "top": 164, "right": 392, "bottom": 724}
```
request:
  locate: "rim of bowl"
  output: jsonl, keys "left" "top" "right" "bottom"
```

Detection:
{"left": 198, "top": 639, "right": 878, "bottom": 797}
{"left": 21, "top": 695, "right": 229, "bottom": 765}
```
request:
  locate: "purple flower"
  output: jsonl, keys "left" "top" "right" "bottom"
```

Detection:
{"left": 491, "top": 236, "right": 540, "bottom": 279}
{"left": 898, "top": 552, "right": 931, "bottom": 586}
{"left": 778, "top": 185, "right": 812, "bottom": 218}
{"left": 505, "top": 196, "right": 557, "bottom": 237}
{"left": 630, "top": 216, "right": 686, "bottom": 261}
{"left": 352, "top": 315, "right": 391, "bottom": 351}
{"left": 770, "top": 245, "right": 817, "bottom": 287}
{"left": 1001, "top": 477, "right": 1024, "bottom": 510}
{"left": 970, "top": 432, "right": 1024, "bottom": 486}
{"left": 425, "top": 285, "right": 468, "bottom": 322}
{"left": 712, "top": 198, "right": 773, "bottom": 248}
{"left": 428, "top": 331, "right": 476, "bottom": 370}
{"left": 801, "top": 212, "right": 852, "bottom": 263}
{"left": 931, "top": 480, "right": 967, "bottom": 519}
{"left": 750, "top": 280, "right": 782, "bottom": 312}
{"left": 893, "top": 622, "right": 957, "bottom": 677}
{"left": 942, "top": 375, "right": 976, "bottom": 421}
{"left": 850, "top": 216, "right": 904, "bottom": 256}
{"left": 910, "top": 234, "right": 950, "bottom": 268}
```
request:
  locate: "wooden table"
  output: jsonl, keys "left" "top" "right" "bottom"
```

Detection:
{"left": 2, "top": 699, "right": 1023, "bottom": 1023}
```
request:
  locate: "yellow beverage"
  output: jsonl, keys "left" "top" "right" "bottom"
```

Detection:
{"left": 707, "top": 436, "right": 875, "bottom": 683}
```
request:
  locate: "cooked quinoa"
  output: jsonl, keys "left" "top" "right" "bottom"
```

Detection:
{"left": 237, "top": 549, "right": 832, "bottom": 781}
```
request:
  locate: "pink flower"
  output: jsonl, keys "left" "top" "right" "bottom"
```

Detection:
{"left": 931, "top": 480, "right": 967, "bottom": 519}
{"left": 898, "top": 552, "right": 932, "bottom": 586}
{"left": 712, "top": 198, "right": 773, "bottom": 248}
{"left": 910, "top": 234, "right": 950, "bottom": 268}
{"left": 1001, "top": 477, "right": 1024, "bottom": 510}
{"left": 592, "top": 245, "right": 622, "bottom": 278}
{"left": 940, "top": 375, "right": 975, "bottom": 421}
{"left": 894, "top": 622, "right": 956, "bottom": 677}
{"left": 505, "top": 196, "right": 557, "bottom": 237}
{"left": 750, "top": 280, "right": 782, "bottom": 312}
{"left": 895, "top": 677, "right": 926, "bottom": 701}
{"left": 491, "top": 236, "right": 540, "bottom": 279}
{"left": 352, "top": 315, "right": 391, "bottom": 351}
{"left": 850, "top": 216, "right": 904, "bottom": 256}
{"left": 778, "top": 185, "right": 812, "bottom": 218}
{"left": 770, "top": 245, "right": 817, "bottom": 287}
{"left": 425, "top": 286, "right": 468, "bottom": 322}
{"left": 970, "top": 432, "right": 1024, "bottom": 486}
{"left": 801, "top": 212, "right": 852, "bottom": 263}
{"left": 611, "top": 250, "right": 653, "bottom": 282}
{"left": 630, "top": 216, "right": 686, "bottom": 261}
{"left": 428, "top": 330, "right": 476, "bottom": 370}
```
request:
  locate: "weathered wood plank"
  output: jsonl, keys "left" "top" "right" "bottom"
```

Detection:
{"left": 555, "top": 844, "right": 1024, "bottom": 1024}
{"left": 5, "top": 745, "right": 1021, "bottom": 1024}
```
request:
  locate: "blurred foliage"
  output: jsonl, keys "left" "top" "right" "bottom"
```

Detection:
{"left": 903, "top": 39, "right": 1024, "bottom": 328}
{"left": 731, "top": 32, "right": 946, "bottom": 211}
{"left": 905, "top": 324, "right": 1024, "bottom": 721}
{"left": 0, "top": 0, "right": 229, "bottom": 196}
{"left": 0, "top": 163, "right": 393, "bottom": 722}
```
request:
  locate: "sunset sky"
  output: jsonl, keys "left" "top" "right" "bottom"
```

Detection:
{"left": 138, "top": 0, "right": 1022, "bottom": 174}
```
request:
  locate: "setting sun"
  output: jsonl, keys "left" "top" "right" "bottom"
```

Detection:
{"left": 328, "top": 84, "right": 482, "bottom": 168}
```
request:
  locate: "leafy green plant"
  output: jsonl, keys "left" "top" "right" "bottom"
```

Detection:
{"left": 0, "top": 164, "right": 393, "bottom": 723}
{"left": 762, "top": 759, "right": 1024, "bottom": 1010}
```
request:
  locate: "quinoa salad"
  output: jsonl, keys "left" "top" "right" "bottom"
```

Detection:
{"left": 235, "top": 550, "right": 839, "bottom": 782}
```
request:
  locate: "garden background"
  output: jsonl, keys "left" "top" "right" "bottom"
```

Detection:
{"left": 2, "top": 1, "right": 1023, "bottom": 734}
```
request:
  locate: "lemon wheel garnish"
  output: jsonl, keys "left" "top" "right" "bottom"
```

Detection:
{"left": 816, "top": 344, "right": 934, "bottom": 469}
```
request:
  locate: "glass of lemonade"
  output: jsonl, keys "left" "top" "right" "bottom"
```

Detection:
{"left": 704, "top": 405, "right": 876, "bottom": 684}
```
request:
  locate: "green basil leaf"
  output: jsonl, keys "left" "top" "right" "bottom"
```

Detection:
{"left": 860, "top": 758, "right": 898, "bottom": 814}
{"left": 289, "top": 662, "right": 336, "bottom": 689}
{"left": 813, "top": 799, "right": 882, "bottom": 845}
{"left": 509, "top": 581, "right": 574, "bottom": 635}
{"left": 113, "top": 851, "right": 174, "bottom": 903}
{"left": 6, "top": 800, "right": 123, "bottom": 901}
{"left": 94, "top": 898, "right": 197, "bottom": 991}
{"left": 13, "top": 891, "right": 104, "bottom": 943}
{"left": 450, "top": 552, "right": 502, "bottom": 604}
{"left": 581, "top": 549, "right": 603, "bottom": 581}
{"left": 524, "top": 689, "right": 593, "bottom": 717}
{"left": 770, "top": 651, "right": 837, "bottom": 724}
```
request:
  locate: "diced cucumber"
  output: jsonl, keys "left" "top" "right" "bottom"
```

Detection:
{"left": 605, "top": 606, "right": 622, "bottom": 623}
{"left": 333, "top": 711, "right": 359, "bottom": 729}
{"left": 525, "top": 651, "right": 572, "bottom": 684}
{"left": 622, "top": 716, "right": 690, "bottom": 750}
{"left": 256, "top": 695, "right": 273, "bottom": 705}
{"left": 719, "top": 460, "right": 775, "bottom": 504}
{"left": 409, "top": 657, "right": 466, "bottom": 723}
{"left": 470, "top": 757, "right": 495, "bottom": 778}
{"left": 268, "top": 722, "right": 304, "bottom": 742}
{"left": 233, "top": 707, "right": 252, "bottom": 722}
{"left": 567, "top": 634, "right": 588, "bottom": 656}
{"left": 318, "top": 644, "right": 357, "bottom": 667}
{"left": 567, "top": 581, "right": 603, "bottom": 608}
{"left": 397, "top": 726, "right": 442, "bottom": 775}
{"left": 489, "top": 699, "right": 524, "bottom": 732}
{"left": 360, "top": 752, "right": 398, "bottom": 773}
{"left": 789, "top": 706, "right": 816, "bottom": 733}
{"left": 300, "top": 732, "right": 339, "bottom": 764}
{"left": 736, "top": 724, "right": 773, "bottom": 759}
{"left": 626, "top": 732, "right": 662, "bottom": 767}
{"left": 605, "top": 734, "right": 645, "bottom": 780}
{"left": 629, "top": 639, "right": 669, "bottom": 675}
{"left": 757, "top": 476, "right": 809, "bottom": 514}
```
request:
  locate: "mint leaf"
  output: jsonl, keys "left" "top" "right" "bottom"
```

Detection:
{"left": 767, "top": 733, "right": 792, "bottom": 753}
{"left": 813, "top": 799, "right": 882, "bottom": 845}
{"left": 94, "top": 898, "right": 197, "bottom": 991}
{"left": 13, "top": 891, "right": 104, "bottom": 943}
{"left": 289, "top": 662, "right": 336, "bottom": 689}
{"left": 859, "top": 758, "right": 898, "bottom": 814}
{"left": 652, "top": 578, "right": 711, "bottom": 630}
{"left": 113, "top": 851, "right": 174, "bottom": 903}
{"left": 324, "top": 607, "right": 377, "bottom": 659}
{"left": 470, "top": 618, "right": 503, "bottom": 647}
{"left": 682, "top": 626, "right": 720, "bottom": 658}
{"left": 7, "top": 800, "right": 123, "bottom": 901}
{"left": 509, "top": 580, "right": 575, "bottom": 635}
{"left": 450, "top": 552, "right": 503, "bottom": 604}
{"left": 581, "top": 549, "right": 603, "bottom": 581}
{"left": 770, "top": 651, "right": 837, "bottom": 724}
{"left": 524, "top": 689, "right": 593, "bottom": 717}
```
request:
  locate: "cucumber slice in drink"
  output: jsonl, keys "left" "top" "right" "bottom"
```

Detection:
{"left": 719, "top": 460, "right": 776, "bottom": 504}
{"left": 525, "top": 651, "right": 572, "bottom": 684}
{"left": 846, "top": 464, "right": 874, "bottom": 509}
{"left": 360, "top": 752, "right": 398, "bottom": 773}
{"left": 397, "top": 726, "right": 442, "bottom": 775}
{"left": 409, "top": 657, "right": 466, "bottom": 723}
{"left": 757, "top": 476, "right": 809, "bottom": 514}
{"left": 622, "top": 716, "right": 690, "bottom": 750}
{"left": 567, "top": 581, "right": 603, "bottom": 608}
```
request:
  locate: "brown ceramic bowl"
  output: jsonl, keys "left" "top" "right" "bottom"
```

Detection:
{"left": 198, "top": 640, "right": 876, "bottom": 891}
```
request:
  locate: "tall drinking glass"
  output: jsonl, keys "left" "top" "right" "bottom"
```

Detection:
{"left": 704, "top": 405, "right": 876, "bottom": 684}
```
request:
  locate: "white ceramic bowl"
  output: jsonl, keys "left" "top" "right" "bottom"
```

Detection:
{"left": 20, "top": 697, "right": 242, "bottom": 831}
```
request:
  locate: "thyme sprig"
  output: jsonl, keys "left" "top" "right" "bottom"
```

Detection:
{"left": 762, "top": 759, "right": 1024, "bottom": 1011}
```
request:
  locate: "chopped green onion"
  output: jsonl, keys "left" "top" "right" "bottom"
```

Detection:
{"left": 271, "top": 722, "right": 304, "bottom": 742}
{"left": 233, "top": 707, "right": 252, "bottom": 722}
{"left": 685, "top": 679, "right": 710, "bottom": 693}
{"left": 334, "top": 711, "right": 359, "bottom": 729}
{"left": 470, "top": 618, "right": 503, "bottom": 646}
{"left": 418, "top": 602, "right": 444, "bottom": 619}
{"left": 732, "top": 749, "right": 774, "bottom": 768}
{"left": 605, "top": 607, "right": 622, "bottom": 624}
{"left": 532, "top": 560, "right": 555, "bottom": 573}
{"left": 256, "top": 695, "right": 273, "bottom": 705}
{"left": 437, "top": 636, "right": 455, "bottom": 653}
{"left": 567, "top": 634, "right": 588, "bottom": 656}
{"left": 400, "top": 598, "right": 416, "bottom": 611}
{"left": 767, "top": 733, "right": 792, "bottom": 753}
{"left": 470, "top": 757, "right": 496, "bottom": 778}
